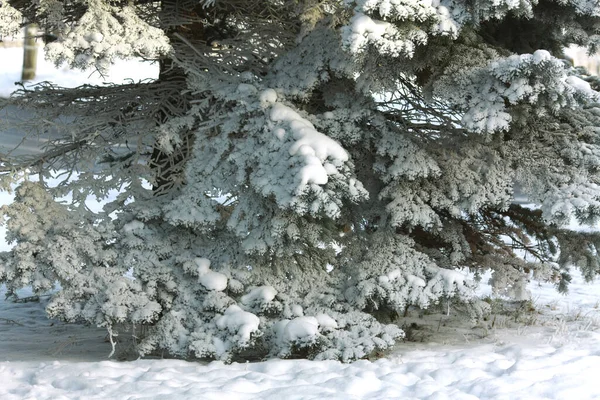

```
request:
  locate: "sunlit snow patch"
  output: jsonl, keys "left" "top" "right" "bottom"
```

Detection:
{"left": 216, "top": 305, "right": 260, "bottom": 342}
{"left": 195, "top": 257, "right": 227, "bottom": 291}
{"left": 241, "top": 286, "right": 278, "bottom": 306}
{"left": 268, "top": 98, "right": 348, "bottom": 186}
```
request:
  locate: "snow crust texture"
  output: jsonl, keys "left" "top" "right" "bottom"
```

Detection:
{"left": 0, "top": 345, "right": 598, "bottom": 400}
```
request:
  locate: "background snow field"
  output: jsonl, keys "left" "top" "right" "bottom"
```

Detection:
{"left": 0, "top": 46, "right": 158, "bottom": 98}
{"left": 1, "top": 272, "right": 600, "bottom": 399}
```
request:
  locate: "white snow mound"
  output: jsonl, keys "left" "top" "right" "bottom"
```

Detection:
{"left": 199, "top": 271, "right": 228, "bottom": 292}
{"left": 315, "top": 313, "right": 338, "bottom": 330}
{"left": 216, "top": 305, "right": 260, "bottom": 342}
{"left": 269, "top": 102, "right": 348, "bottom": 186}
{"left": 194, "top": 257, "right": 211, "bottom": 275}
{"left": 283, "top": 316, "right": 320, "bottom": 342}
{"left": 241, "top": 286, "right": 278, "bottom": 305}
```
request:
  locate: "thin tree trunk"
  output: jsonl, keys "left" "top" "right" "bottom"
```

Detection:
{"left": 21, "top": 24, "right": 37, "bottom": 81}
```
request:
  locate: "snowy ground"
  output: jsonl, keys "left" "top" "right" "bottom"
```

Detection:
{"left": 2, "top": 46, "right": 600, "bottom": 399}
{"left": 1, "top": 271, "right": 599, "bottom": 399}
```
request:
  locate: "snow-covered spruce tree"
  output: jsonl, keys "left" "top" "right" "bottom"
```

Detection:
{"left": 2, "top": 0, "right": 600, "bottom": 361}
